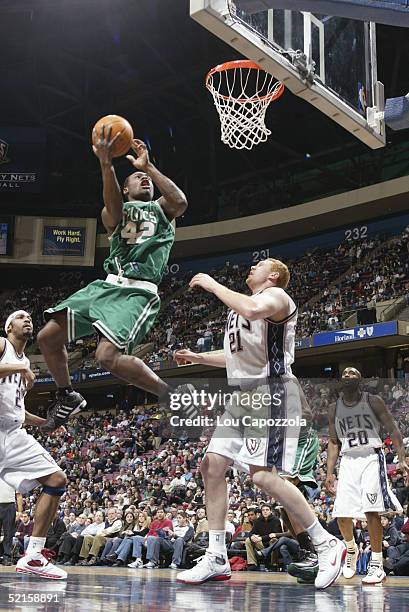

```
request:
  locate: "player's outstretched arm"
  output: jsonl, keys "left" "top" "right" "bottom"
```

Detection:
{"left": 24, "top": 411, "right": 47, "bottom": 427}
{"left": 93, "top": 124, "right": 124, "bottom": 235}
{"left": 127, "top": 139, "right": 187, "bottom": 220}
{"left": 189, "top": 274, "right": 289, "bottom": 321}
{"left": 0, "top": 360, "right": 35, "bottom": 390}
{"left": 369, "top": 394, "right": 409, "bottom": 476}
{"left": 174, "top": 348, "right": 226, "bottom": 368}
{"left": 25, "top": 412, "right": 66, "bottom": 436}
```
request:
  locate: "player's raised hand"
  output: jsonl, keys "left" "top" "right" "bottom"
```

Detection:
{"left": 174, "top": 349, "right": 200, "bottom": 366}
{"left": 324, "top": 473, "right": 337, "bottom": 496}
{"left": 20, "top": 366, "right": 36, "bottom": 391}
{"left": 189, "top": 273, "right": 219, "bottom": 293}
{"left": 92, "top": 124, "right": 123, "bottom": 164}
{"left": 126, "top": 139, "right": 150, "bottom": 171}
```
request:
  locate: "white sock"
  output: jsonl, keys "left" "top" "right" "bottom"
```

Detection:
{"left": 306, "top": 519, "right": 331, "bottom": 547}
{"left": 26, "top": 536, "right": 46, "bottom": 558}
{"left": 371, "top": 551, "right": 383, "bottom": 566}
{"left": 345, "top": 539, "right": 356, "bottom": 552}
{"left": 208, "top": 530, "right": 227, "bottom": 556}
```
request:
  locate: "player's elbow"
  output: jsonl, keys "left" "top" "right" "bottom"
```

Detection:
{"left": 173, "top": 196, "right": 188, "bottom": 218}
{"left": 244, "top": 306, "right": 261, "bottom": 321}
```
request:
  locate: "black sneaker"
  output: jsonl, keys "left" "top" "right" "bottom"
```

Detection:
{"left": 2, "top": 557, "right": 13, "bottom": 566}
{"left": 167, "top": 384, "right": 203, "bottom": 439}
{"left": 174, "top": 384, "right": 199, "bottom": 419}
{"left": 297, "top": 576, "right": 316, "bottom": 584}
{"left": 288, "top": 550, "right": 319, "bottom": 582}
{"left": 42, "top": 390, "right": 87, "bottom": 431}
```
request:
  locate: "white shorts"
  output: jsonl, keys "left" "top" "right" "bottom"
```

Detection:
{"left": 0, "top": 428, "right": 61, "bottom": 494}
{"left": 332, "top": 448, "right": 402, "bottom": 519}
{"left": 206, "top": 379, "right": 302, "bottom": 472}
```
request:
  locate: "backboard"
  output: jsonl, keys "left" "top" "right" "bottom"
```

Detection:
{"left": 190, "top": 0, "right": 386, "bottom": 148}
{"left": 238, "top": 1, "right": 409, "bottom": 28}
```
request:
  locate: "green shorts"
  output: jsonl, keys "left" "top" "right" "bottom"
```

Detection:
{"left": 287, "top": 427, "right": 319, "bottom": 488}
{"left": 44, "top": 276, "right": 161, "bottom": 354}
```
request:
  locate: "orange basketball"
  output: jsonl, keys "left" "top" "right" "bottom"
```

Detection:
{"left": 92, "top": 115, "right": 133, "bottom": 158}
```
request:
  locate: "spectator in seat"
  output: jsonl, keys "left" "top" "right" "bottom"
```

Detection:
{"left": 246, "top": 507, "right": 259, "bottom": 526}
{"left": 99, "top": 510, "right": 137, "bottom": 563}
{"left": 128, "top": 508, "right": 173, "bottom": 569}
{"left": 57, "top": 514, "right": 87, "bottom": 563}
{"left": 169, "top": 505, "right": 179, "bottom": 528}
{"left": 194, "top": 507, "right": 208, "bottom": 536}
{"left": 255, "top": 512, "right": 299, "bottom": 570}
{"left": 162, "top": 478, "right": 172, "bottom": 496}
{"left": 169, "top": 470, "right": 186, "bottom": 504}
{"left": 245, "top": 504, "right": 283, "bottom": 570}
{"left": 45, "top": 512, "right": 67, "bottom": 553}
{"left": 184, "top": 509, "right": 210, "bottom": 568}
{"left": 385, "top": 506, "right": 409, "bottom": 574}
{"left": 78, "top": 508, "right": 122, "bottom": 566}
{"left": 64, "top": 512, "right": 106, "bottom": 565}
{"left": 394, "top": 468, "right": 409, "bottom": 506}
{"left": 385, "top": 546, "right": 409, "bottom": 575}
{"left": 193, "top": 487, "right": 203, "bottom": 506}
{"left": 108, "top": 511, "right": 150, "bottom": 566}
{"left": 356, "top": 518, "right": 371, "bottom": 575}
{"left": 14, "top": 511, "right": 33, "bottom": 554}
{"left": 153, "top": 510, "right": 194, "bottom": 569}
{"left": 229, "top": 511, "right": 254, "bottom": 552}
{"left": 381, "top": 515, "right": 400, "bottom": 559}
{"left": 203, "top": 328, "right": 213, "bottom": 352}
{"left": 227, "top": 510, "right": 239, "bottom": 530}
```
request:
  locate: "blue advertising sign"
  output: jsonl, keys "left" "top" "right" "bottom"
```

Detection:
{"left": 35, "top": 368, "right": 114, "bottom": 385}
{"left": 43, "top": 226, "right": 86, "bottom": 256}
{"left": 295, "top": 337, "right": 312, "bottom": 350}
{"left": 313, "top": 321, "right": 398, "bottom": 347}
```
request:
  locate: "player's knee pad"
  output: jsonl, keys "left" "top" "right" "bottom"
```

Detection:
{"left": 42, "top": 485, "right": 66, "bottom": 497}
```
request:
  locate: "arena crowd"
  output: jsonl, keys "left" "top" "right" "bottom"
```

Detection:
{"left": 0, "top": 228, "right": 408, "bottom": 372}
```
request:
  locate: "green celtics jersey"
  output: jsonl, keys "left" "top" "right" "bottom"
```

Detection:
{"left": 104, "top": 200, "right": 175, "bottom": 285}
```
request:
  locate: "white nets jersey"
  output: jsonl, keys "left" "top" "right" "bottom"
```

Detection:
{"left": 224, "top": 290, "right": 297, "bottom": 381}
{"left": 0, "top": 339, "right": 29, "bottom": 432}
{"left": 335, "top": 392, "right": 383, "bottom": 455}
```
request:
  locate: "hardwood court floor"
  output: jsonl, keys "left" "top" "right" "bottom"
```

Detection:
{"left": 0, "top": 566, "right": 408, "bottom": 611}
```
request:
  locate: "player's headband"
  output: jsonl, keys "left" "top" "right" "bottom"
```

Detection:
{"left": 5, "top": 310, "right": 31, "bottom": 333}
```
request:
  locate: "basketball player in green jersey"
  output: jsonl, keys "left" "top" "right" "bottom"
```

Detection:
{"left": 38, "top": 125, "right": 187, "bottom": 429}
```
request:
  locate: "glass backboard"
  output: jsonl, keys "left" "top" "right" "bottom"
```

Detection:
{"left": 190, "top": 0, "right": 385, "bottom": 148}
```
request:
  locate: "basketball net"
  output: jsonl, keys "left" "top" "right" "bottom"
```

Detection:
{"left": 206, "top": 60, "right": 284, "bottom": 150}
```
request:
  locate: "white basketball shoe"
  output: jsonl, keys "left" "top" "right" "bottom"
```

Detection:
{"left": 177, "top": 552, "right": 231, "bottom": 584}
{"left": 343, "top": 545, "right": 359, "bottom": 579}
{"left": 16, "top": 550, "right": 67, "bottom": 580}
{"left": 315, "top": 537, "right": 346, "bottom": 589}
{"left": 362, "top": 563, "right": 386, "bottom": 585}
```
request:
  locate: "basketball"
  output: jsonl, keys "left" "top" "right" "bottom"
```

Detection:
{"left": 92, "top": 115, "right": 133, "bottom": 158}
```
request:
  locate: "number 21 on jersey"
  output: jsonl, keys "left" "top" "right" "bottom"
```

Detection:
{"left": 226, "top": 311, "right": 251, "bottom": 354}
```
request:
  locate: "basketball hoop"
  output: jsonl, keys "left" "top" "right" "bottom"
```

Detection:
{"left": 206, "top": 60, "right": 284, "bottom": 150}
